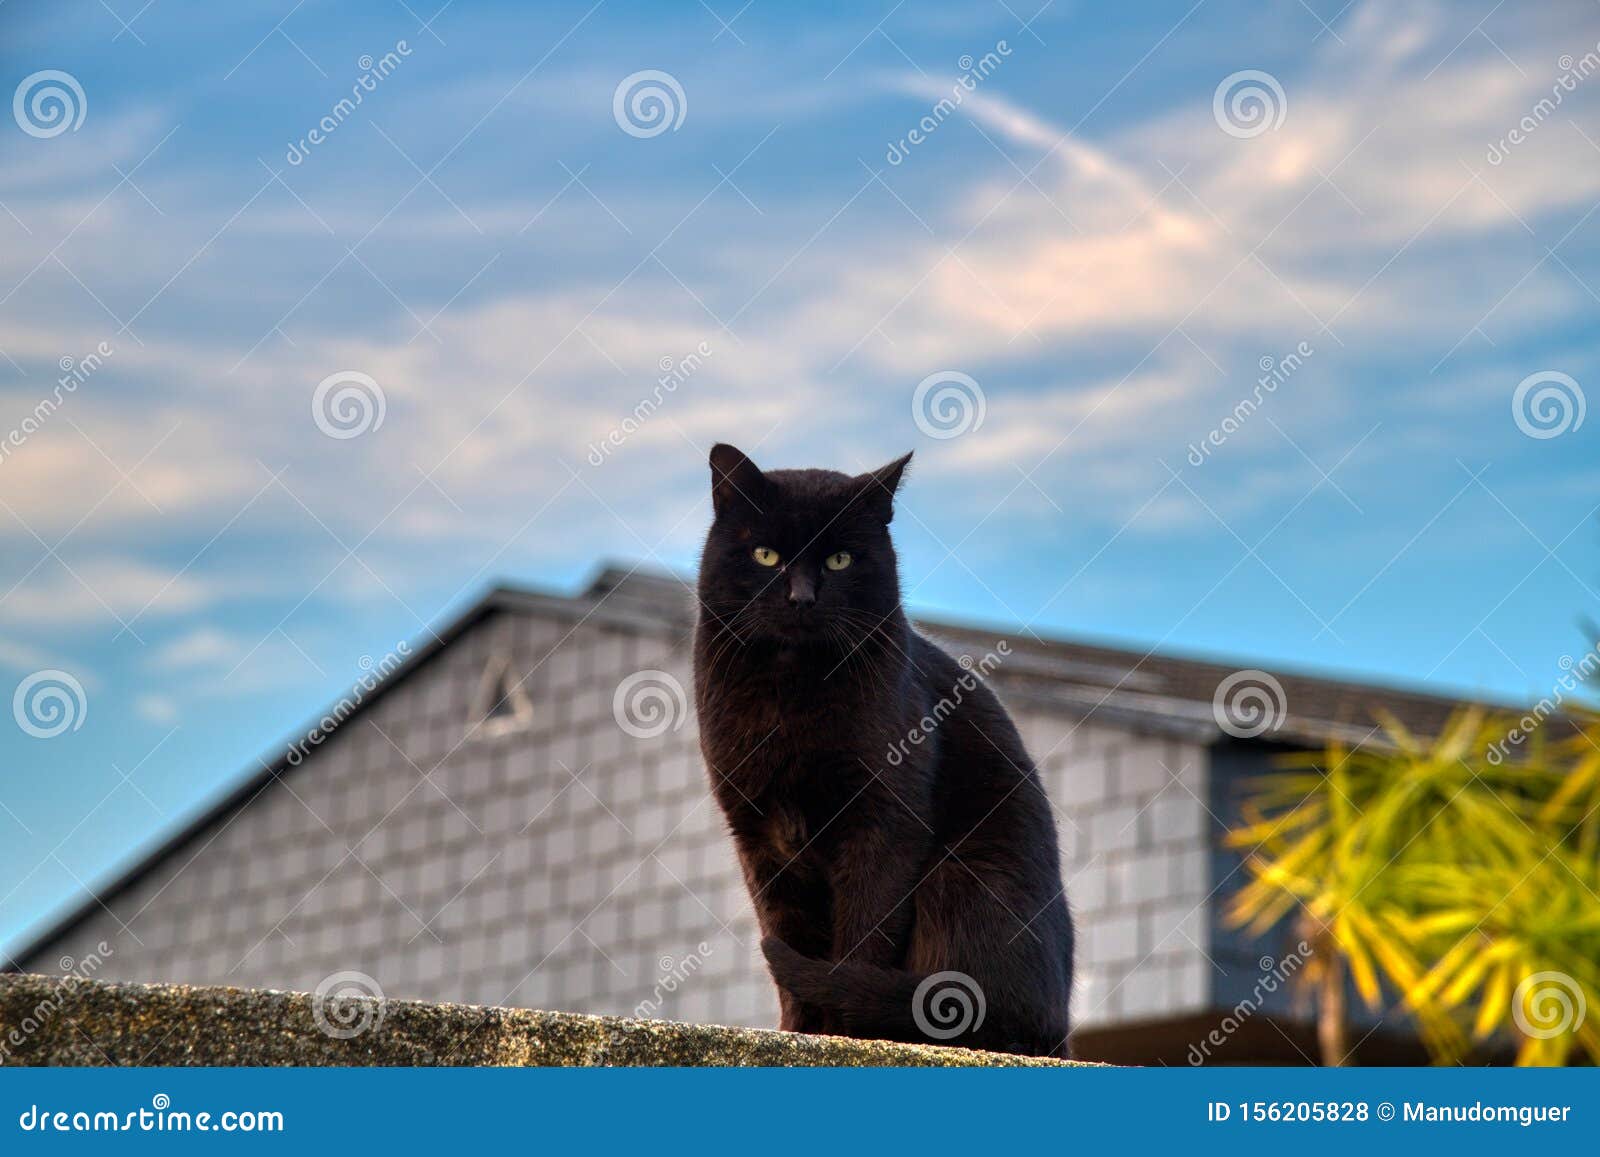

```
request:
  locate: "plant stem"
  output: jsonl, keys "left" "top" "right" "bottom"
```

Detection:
{"left": 1318, "top": 945, "right": 1350, "bottom": 1067}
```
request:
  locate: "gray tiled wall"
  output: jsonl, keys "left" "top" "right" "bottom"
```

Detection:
{"left": 23, "top": 607, "right": 1216, "bottom": 1036}
{"left": 1013, "top": 707, "right": 1212, "bottom": 1028}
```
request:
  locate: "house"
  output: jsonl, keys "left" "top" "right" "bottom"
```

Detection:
{"left": 7, "top": 565, "right": 1480, "bottom": 1063}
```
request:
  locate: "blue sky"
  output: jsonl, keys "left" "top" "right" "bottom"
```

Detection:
{"left": 1, "top": 0, "right": 1598, "bottom": 958}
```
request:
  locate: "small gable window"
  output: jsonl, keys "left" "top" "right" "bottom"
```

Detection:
{"left": 470, "top": 652, "right": 534, "bottom": 738}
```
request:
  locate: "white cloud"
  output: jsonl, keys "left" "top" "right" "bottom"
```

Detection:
{"left": 831, "top": 0, "right": 1600, "bottom": 371}
{"left": 0, "top": 636, "right": 52, "bottom": 673}
{"left": 133, "top": 693, "right": 181, "bottom": 725}
{"left": 0, "top": 558, "right": 217, "bottom": 627}
{"left": 148, "top": 626, "right": 242, "bottom": 670}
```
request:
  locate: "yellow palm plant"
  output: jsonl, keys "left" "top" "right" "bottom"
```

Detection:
{"left": 1538, "top": 706, "right": 1600, "bottom": 857}
{"left": 1396, "top": 847, "right": 1600, "bottom": 1065}
{"left": 1396, "top": 706, "right": 1600, "bottom": 1065}
{"left": 1401, "top": 710, "right": 1600, "bottom": 1075}
{"left": 1226, "top": 708, "right": 1564, "bottom": 1065}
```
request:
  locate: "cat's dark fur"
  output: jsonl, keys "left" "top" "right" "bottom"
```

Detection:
{"left": 692, "top": 444, "right": 1074, "bottom": 1058}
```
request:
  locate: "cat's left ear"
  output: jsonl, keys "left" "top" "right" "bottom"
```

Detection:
{"left": 854, "top": 451, "right": 913, "bottom": 523}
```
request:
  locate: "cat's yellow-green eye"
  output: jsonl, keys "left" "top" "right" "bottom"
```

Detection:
{"left": 752, "top": 547, "right": 780, "bottom": 567}
{"left": 825, "top": 551, "right": 852, "bottom": 571}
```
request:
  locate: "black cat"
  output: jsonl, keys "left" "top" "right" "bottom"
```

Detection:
{"left": 693, "top": 443, "right": 1074, "bottom": 1058}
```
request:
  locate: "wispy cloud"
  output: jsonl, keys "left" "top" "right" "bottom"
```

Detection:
{"left": 0, "top": 558, "right": 218, "bottom": 627}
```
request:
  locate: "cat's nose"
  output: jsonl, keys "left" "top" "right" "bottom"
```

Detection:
{"left": 787, "top": 573, "right": 816, "bottom": 608}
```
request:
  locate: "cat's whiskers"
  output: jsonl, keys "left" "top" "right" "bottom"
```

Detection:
{"left": 820, "top": 617, "right": 898, "bottom": 701}
{"left": 827, "top": 607, "right": 936, "bottom": 685}
{"left": 702, "top": 607, "right": 759, "bottom": 678}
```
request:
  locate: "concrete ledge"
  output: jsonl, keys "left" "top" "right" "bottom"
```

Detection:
{"left": 0, "top": 973, "right": 1083, "bottom": 1067}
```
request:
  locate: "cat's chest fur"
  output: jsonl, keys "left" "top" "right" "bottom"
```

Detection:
{"left": 696, "top": 650, "right": 926, "bottom": 859}
{"left": 700, "top": 676, "right": 890, "bottom": 811}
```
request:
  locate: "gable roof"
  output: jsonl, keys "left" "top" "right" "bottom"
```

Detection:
{"left": 7, "top": 561, "right": 1529, "bottom": 968}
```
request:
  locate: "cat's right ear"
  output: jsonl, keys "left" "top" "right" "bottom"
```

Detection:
{"left": 709, "top": 443, "right": 766, "bottom": 517}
